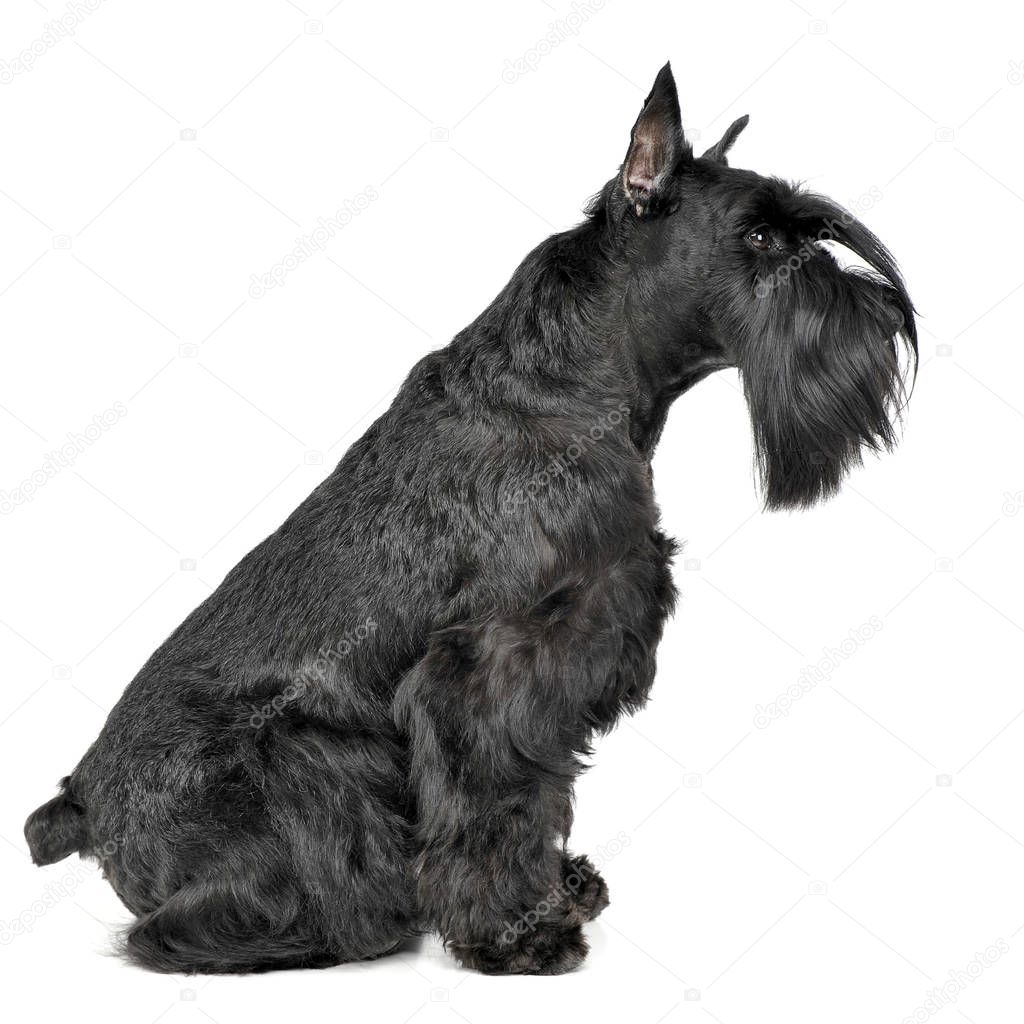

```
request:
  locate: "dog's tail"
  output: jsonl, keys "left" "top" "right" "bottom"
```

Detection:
{"left": 25, "top": 777, "right": 86, "bottom": 866}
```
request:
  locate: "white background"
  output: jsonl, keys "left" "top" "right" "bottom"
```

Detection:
{"left": 1, "top": 1, "right": 1022, "bottom": 1022}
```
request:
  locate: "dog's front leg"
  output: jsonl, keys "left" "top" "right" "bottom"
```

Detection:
{"left": 394, "top": 611, "right": 594, "bottom": 974}
{"left": 394, "top": 541, "right": 674, "bottom": 974}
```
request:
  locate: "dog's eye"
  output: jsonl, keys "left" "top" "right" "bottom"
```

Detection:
{"left": 747, "top": 226, "right": 772, "bottom": 251}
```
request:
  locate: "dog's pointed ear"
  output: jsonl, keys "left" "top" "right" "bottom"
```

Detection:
{"left": 623, "top": 62, "right": 687, "bottom": 216}
{"left": 701, "top": 114, "right": 749, "bottom": 165}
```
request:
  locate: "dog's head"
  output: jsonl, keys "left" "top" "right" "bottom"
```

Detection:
{"left": 610, "top": 63, "right": 917, "bottom": 509}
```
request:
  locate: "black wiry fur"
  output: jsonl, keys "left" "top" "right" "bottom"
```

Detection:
{"left": 25, "top": 63, "right": 916, "bottom": 975}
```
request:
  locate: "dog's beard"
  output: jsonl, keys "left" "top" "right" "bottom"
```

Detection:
{"left": 730, "top": 206, "right": 917, "bottom": 509}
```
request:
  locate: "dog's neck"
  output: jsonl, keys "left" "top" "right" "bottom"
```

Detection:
{"left": 447, "top": 202, "right": 728, "bottom": 458}
{"left": 618, "top": 299, "right": 730, "bottom": 455}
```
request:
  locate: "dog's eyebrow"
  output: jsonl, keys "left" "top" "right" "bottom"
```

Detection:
{"left": 730, "top": 179, "right": 799, "bottom": 225}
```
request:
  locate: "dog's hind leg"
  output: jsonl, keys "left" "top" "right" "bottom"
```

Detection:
{"left": 394, "top": 534, "right": 673, "bottom": 974}
{"left": 125, "top": 865, "right": 344, "bottom": 974}
{"left": 113, "top": 720, "right": 417, "bottom": 974}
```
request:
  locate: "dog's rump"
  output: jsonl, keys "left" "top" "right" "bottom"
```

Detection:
{"left": 24, "top": 777, "right": 86, "bottom": 865}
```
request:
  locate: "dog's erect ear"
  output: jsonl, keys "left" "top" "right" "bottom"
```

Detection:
{"left": 701, "top": 114, "right": 749, "bottom": 165}
{"left": 623, "top": 62, "right": 687, "bottom": 216}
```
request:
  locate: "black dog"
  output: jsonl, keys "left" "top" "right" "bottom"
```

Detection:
{"left": 25, "top": 63, "right": 916, "bottom": 975}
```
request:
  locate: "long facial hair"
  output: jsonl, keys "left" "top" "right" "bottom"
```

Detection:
{"left": 723, "top": 196, "right": 917, "bottom": 509}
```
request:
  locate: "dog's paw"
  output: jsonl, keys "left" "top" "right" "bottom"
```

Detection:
{"left": 562, "top": 852, "right": 610, "bottom": 925}
{"left": 450, "top": 922, "right": 588, "bottom": 976}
